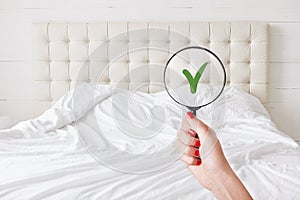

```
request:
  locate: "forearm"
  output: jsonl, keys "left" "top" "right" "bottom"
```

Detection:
{"left": 211, "top": 167, "right": 252, "bottom": 200}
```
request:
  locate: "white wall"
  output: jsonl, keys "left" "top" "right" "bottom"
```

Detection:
{"left": 0, "top": 0, "right": 299, "bottom": 141}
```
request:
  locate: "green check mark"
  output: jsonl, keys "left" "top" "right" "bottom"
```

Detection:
{"left": 182, "top": 62, "right": 208, "bottom": 94}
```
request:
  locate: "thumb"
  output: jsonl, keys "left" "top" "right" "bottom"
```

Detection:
{"left": 186, "top": 112, "right": 208, "bottom": 141}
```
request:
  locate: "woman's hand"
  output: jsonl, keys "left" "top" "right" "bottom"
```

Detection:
{"left": 176, "top": 112, "right": 252, "bottom": 200}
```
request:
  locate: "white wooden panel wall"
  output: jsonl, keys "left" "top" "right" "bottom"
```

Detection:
{"left": 0, "top": 0, "right": 299, "bottom": 141}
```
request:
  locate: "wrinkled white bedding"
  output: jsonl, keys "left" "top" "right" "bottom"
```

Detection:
{"left": 0, "top": 84, "right": 299, "bottom": 200}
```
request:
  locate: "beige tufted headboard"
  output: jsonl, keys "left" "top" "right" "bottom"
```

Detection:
{"left": 33, "top": 22, "right": 268, "bottom": 111}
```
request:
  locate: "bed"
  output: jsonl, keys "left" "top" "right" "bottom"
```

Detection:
{"left": 0, "top": 22, "right": 299, "bottom": 199}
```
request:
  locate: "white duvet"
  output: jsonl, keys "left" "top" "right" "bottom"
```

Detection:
{"left": 0, "top": 83, "right": 299, "bottom": 200}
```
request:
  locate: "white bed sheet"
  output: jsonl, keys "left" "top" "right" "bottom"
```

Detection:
{"left": 0, "top": 83, "right": 299, "bottom": 200}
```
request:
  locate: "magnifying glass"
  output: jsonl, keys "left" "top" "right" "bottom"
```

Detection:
{"left": 163, "top": 46, "right": 226, "bottom": 116}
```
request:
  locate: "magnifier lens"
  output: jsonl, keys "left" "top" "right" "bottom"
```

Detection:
{"left": 164, "top": 47, "right": 226, "bottom": 111}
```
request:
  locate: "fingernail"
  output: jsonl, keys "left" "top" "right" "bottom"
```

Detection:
{"left": 195, "top": 140, "right": 200, "bottom": 147}
{"left": 187, "top": 112, "right": 195, "bottom": 119}
{"left": 188, "top": 129, "right": 197, "bottom": 137}
{"left": 195, "top": 150, "right": 199, "bottom": 156}
{"left": 196, "top": 159, "right": 202, "bottom": 165}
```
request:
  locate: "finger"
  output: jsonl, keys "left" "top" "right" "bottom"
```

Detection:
{"left": 180, "top": 154, "right": 202, "bottom": 166}
{"left": 180, "top": 118, "right": 199, "bottom": 138}
{"left": 186, "top": 112, "right": 209, "bottom": 140}
{"left": 184, "top": 145, "right": 200, "bottom": 157}
{"left": 175, "top": 139, "right": 200, "bottom": 157}
{"left": 176, "top": 129, "right": 193, "bottom": 146}
{"left": 177, "top": 129, "right": 201, "bottom": 147}
{"left": 187, "top": 129, "right": 197, "bottom": 137}
{"left": 180, "top": 117, "right": 191, "bottom": 132}
{"left": 174, "top": 139, "right": 188, "bottom": 154}
{"left": 177, "top": 128, "right": 199, "bottom": 144}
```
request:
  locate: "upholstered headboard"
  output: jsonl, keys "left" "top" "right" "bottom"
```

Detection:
{"left": 33, "top": 22, "right": 268, "bottom": 111}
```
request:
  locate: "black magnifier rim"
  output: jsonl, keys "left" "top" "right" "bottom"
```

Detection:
{"left": 163, "top": 46, "right": 227, "bottom": 110}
